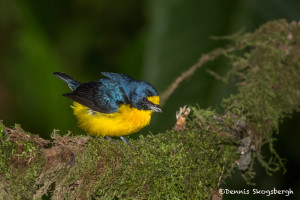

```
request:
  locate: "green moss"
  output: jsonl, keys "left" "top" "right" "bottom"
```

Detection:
{"left": 0, "top": 122, "right": 45, "bottom": 199}
{"left": 0, "top": 135, "right": 17, "bottom": 175}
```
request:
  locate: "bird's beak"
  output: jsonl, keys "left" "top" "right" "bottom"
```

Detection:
{"left": 149, "top": 104, "right": 162, "bottom": 112}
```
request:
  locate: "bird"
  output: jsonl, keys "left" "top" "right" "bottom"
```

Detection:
{"left": 53, "top": 72, "right": 161, "bottom": 147}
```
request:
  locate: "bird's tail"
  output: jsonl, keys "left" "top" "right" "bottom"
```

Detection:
{"left": 53, "top": 72, "right": 80, "bottom": 91}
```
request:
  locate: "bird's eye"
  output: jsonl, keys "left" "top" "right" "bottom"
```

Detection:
{"left": 142, "top": 97, "right": 147, "bottom": 103}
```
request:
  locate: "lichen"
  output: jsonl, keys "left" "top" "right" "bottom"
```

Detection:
{"left": 222, "top": 19, "right": 300, "bottom": 178}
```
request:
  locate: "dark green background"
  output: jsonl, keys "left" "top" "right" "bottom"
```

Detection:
{"left": 1, "top": 0, "right": 299, "bottom": 199}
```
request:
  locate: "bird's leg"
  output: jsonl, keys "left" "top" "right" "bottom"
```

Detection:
{"left": 120, "top": 136, "right": 137, "bottom": 151}
{"left": 105, "top": 135, "right": 121, "bottom": 148}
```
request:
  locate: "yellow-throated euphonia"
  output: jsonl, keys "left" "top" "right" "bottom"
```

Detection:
{"left": 54, "top": 72, "right": 161, "bottom": 145}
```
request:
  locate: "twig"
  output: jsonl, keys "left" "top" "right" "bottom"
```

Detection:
{"left": 173, "top": 105, "right": 191, "bottom": 131}
{"left": 160, "top": 46, "right": 237, "bottom": 106}
{"left": 217, "top": 162, "right": 225, "bottom": 187}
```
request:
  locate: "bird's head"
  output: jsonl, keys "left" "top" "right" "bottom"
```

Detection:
{"left": 131, "top": 82, "right": 162, "bottom": 112}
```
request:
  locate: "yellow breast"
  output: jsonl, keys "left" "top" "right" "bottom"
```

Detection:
{"left": 71, "top": 102, "right": 153, "bottom": 137}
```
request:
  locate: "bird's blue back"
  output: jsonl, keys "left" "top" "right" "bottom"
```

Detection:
{"left": 55, "top": 72, "right": 159, "bottom": 114}
{"left": 101, "top": 72, "right": 159, "bottom": 105}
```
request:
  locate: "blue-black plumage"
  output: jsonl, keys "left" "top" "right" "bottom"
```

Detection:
{"left": 53, "top": 72, "right": 161, "bottom": 114}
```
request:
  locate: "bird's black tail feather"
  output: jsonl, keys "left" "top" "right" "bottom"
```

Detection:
{"left": 53, "top": 72, "right": 80, "bottom": 91}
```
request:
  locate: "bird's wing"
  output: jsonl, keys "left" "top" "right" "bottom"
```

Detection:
{"left": 63, "top": 80, "right": 129, "bottom": 113}
{"left": 101, "top": 72, "right": 135, "bottom": 84}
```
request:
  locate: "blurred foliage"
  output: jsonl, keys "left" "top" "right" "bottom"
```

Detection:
{"left": 0, "top": 0, "right": 145, "bottom": 137}
{"left": 1, "top": 0, "right": 300, "bottom": 137}
{"left": 143, "top": 0, "right": 300, "bottom": 134}
{"left": 1, "top": 0, "right": 300, "bottom": 199}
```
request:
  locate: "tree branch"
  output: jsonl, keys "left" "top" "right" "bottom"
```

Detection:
{"left": 160, "top": 46, "right": 237, "bottom": 106}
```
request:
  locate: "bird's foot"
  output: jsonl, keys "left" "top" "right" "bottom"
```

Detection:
{"left": 120, "top": 136, "right": 138, "bottom": 152}
{"left": 104, "top": 136, "right": 138, "bottom": 152}
{"left": 104, "top": 135, "right": 121, "bottom": 148}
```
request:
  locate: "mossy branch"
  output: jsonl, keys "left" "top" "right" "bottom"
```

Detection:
{"left": 1, "top": 19, "right": 300, "bottom": 199}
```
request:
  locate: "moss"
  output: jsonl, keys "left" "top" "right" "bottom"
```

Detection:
{"left": 0, "top": 123, "right": 45, "bottom": 199}
{"left": 0, "top": 135, "right": 16, "bottom": 176}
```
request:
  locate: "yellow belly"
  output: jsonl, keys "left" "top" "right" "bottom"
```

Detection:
{"left": 71, "top": 102, "right": 153, "bottom": 137}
